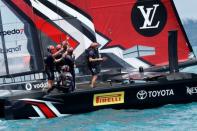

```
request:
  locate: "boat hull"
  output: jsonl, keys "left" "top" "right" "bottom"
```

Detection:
{"left": 2, "top": 75, "right": 197, "bottom": 120}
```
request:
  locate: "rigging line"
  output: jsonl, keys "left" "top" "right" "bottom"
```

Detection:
{"left": 0, "top": 10, "right": 9, "bottom": 75}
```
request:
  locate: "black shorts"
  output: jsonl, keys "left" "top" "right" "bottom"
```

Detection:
{"left": 89, "top": 65, "right": 101, "bottom": 75}
{"left": 46, "top": 70, "right": 55, "bottom": 80}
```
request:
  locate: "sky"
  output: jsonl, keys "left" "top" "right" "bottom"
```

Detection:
{"left": 173, "top": 0, "right": 197, "bottom": 20}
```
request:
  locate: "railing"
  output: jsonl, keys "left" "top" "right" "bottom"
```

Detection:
{"left": 0, "top": 72, "right": 46, "bottom": 85}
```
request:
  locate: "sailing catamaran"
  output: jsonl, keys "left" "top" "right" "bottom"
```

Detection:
{"left": 0, "top": 0, "right": 197, "bottom": 119}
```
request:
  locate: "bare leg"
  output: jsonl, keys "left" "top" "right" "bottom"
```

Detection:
{"left": 43, "top": 80, "right": 51, "bottom": 91}
{"left": 90, "top": 75, "right": 97, "bottom": 88}
{"left": 48, "top": 80, "right": 52, "bottom": 88}
{"left": 47, "top": 80, "right": 54, "bottom": 93}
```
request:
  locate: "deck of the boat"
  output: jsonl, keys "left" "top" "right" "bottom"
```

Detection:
{"left": 0, "top": 80, "right": 151, "bottom": 99}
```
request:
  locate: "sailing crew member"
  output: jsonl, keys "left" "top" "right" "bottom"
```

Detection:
{"left": 52, "top": 40, "right": 70, "bottom": 59}
{"left": 55, "top": 47, "right": 75, "bottom": 91}
{"left": 57, "top": 65, "right": 74, "bottom": 92}
{"left": 86, "top": 42, "right": 106, "bottom": 88}
{"left": 44, "top": 45, "right": 57, "bottom": 93}
{"left": 66, "top": 47, "right": 75, "bottom": 90}
{"left": 56, "top": 44, "right": 62, "bottom": 52}
{"left": 52, "top": 40, "right": 70, "bottom": 72}
{"left": 62, "top": 40, "right": 70, "bottom": 52}
{"left": 55, "top": 44, "right": 64, "bottom": 73}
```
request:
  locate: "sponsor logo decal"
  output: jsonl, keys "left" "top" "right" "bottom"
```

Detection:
{"left": 0, "top": 45, "right": 22, "bottom": 54}
{"left": 137, "top": 89, "right": 174, "bottom": 100}
{"left": 93, "top": 91, "right": 124, "bottom": 106}
{"left": 136, "top": 90, "right": 147, "bottom": 100}
{"left": 131, "top": 1, "right": 167, "bottom": 37}
{"left": 186, "top": 86, "right": 197, "bottom": 95}
{"left": 20, "top": 99, "right": 69, "bottom": 119}
{"left": 25, "top": 82, "right": 48, "bottom": 90}
{"left": 0, "top": 28, "right": 24, "bottom": 36}
{"left": 25, "top": 83, "right": 33, "bottom": 90}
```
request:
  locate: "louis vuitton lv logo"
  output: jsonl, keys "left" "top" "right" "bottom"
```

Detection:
{"left": 137, "top": 4, "right": 160, "bottom": 29}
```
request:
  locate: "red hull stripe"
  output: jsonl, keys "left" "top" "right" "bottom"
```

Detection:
{"left": 26, "top": 101, "right": 57, "bottom": 118}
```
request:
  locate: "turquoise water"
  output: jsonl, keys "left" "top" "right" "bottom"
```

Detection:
{"left": 1, "top": 103, "right": 197, "bottom": 131}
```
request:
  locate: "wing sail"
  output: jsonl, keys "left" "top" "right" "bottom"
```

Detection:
{"left": 68, "top": 0, "right": 195, "bottom": 69}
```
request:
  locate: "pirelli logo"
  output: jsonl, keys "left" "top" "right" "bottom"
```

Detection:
{"left": 93, "top": 91, "right": 124, "bottom": 106}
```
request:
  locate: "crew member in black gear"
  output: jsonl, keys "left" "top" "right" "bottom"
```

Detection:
{"left": 55, "top": 47, "right": 75, "bottom": 91}
{"left": 61, "top": 40, "right": 70, "bottom": 53}
{"left": 52, "top": 40, "right": 69, "bottom": 61}
{"left": 55, "top": 44, "right": 64, "bottom": 73}
{"left": 66, "top": 47, "right": 75, "bottom": 90}
{"left": 87, "top": 42, "right": 106, "bottom": 88}
{"left": 57, "top": 65, "right": 74, "bottom": 92}
{"left": 44, "top": 45, "right": 57, "bottom": 93}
